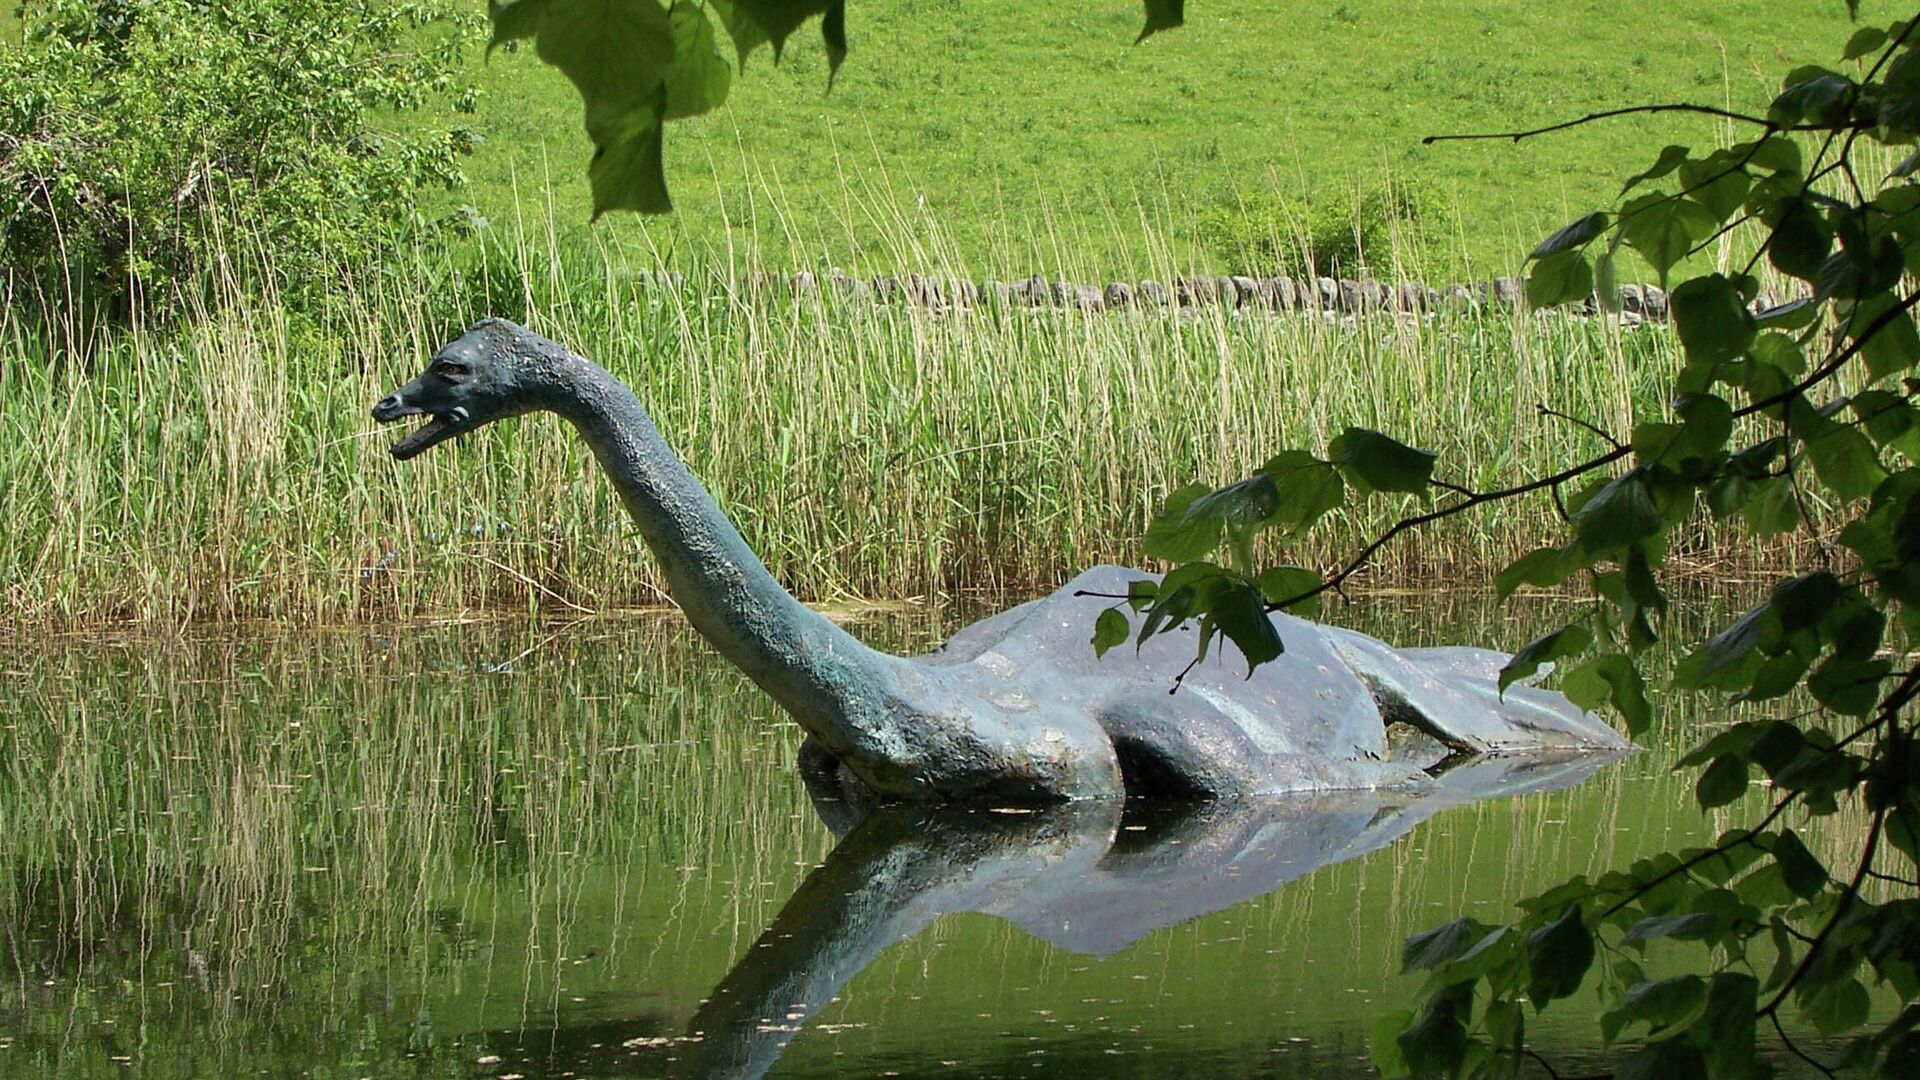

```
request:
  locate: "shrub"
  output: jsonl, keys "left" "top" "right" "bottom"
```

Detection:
{"left": 1198, "top": 178, "right": 1450, "bottom": 279}
{"left": 0, "top": 0, "right": 480, "bottom": 315}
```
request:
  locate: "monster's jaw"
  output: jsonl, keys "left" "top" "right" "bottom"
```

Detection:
{"left": 373, "top": 401, "right": 472, "bottom": 460}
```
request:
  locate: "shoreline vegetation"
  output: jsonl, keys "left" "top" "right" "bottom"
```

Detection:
{"left": 2, "top": 203, "right": 1807, "bottom": 631}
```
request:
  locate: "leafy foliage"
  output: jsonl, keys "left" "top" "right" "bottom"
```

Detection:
{"left": 487, "top": 1, "right": 1183, "bottom": 217}
{"left": 0, "top": 0, "right": 479, "bottom": 310}
{"left": 1131, "top": 8, "right": 1920, "bottom": 1077}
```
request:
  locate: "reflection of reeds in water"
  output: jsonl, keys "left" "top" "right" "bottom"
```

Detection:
{"left": 0, "top": 616, "right": 842, "bottom": 1052}
{"left": 0, "top": 597, "right": 1876, "bottom": 1075}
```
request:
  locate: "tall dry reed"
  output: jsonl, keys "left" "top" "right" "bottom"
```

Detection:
{"left": 2, "top": 196, "right": 1698, "bottom": 628}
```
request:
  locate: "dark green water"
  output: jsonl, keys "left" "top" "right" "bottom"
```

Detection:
{"left": 0, "top": 593, "right": 1836, "bottom": 1077}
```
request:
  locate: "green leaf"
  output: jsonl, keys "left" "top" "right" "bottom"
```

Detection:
{"left": 1398, "top": 983, "right": 1472, "bottom": 1075}
{"left": 1854, "top": 294, "right": 1920, "bottom": 379}
{"left": 1801, "top": 976, "right": 1872, "bottom": 1036}
{"left": 1675, "top": 393, "right": 1733, "bottom": 457}
{"left": 1402, "top": 917, "right": 1491, "bottom": 973}
{"left": 1769, "top": 829, "right": 1829, "bottom": 898}
{"left": 1769, "top": 203, "right": 1832, "bottom": 282}
{"left": 821, "top": 0, "right": 846, "bottom": 83}
{"left": 586, "top": 105, "right": 672, "bottom": 215}
{"left": 1678, "top": 157, "right": 1751, "bottom": 222}
{"left": 1499, "top": 624, "right": 1594, "bottom": 694}
{"left": 533, "top": 0, "right": 678, "bottom": 216}
{"left": 1573, "top": 471, "right": 1664, "bottom": 552}
{"left": 1211, "top": 578, "right": 1283, "bottom": 668}
{"left": 1808, "top": 656, "right": 1893, "bottom": 716}
{"left": 1526, "top": 249, "right": 1593, "bottom": 308}
{"left": 1137, "top": 0, "right": 1184, "bottom": 42}
{"left": 1186, "top": 474, "right": 1280, "bottom": 527}
{"left": 1602, "top": 975, "right": 1707, "bottom": 1044}
{"left": 1805, "top": 425, "right": 1888, "bottom": 501}
{"left": 1769, "top": 71, "right": 1855, "bottom": 127}
{"left": 1696, "top": 754, "right": 1750, "bottom": 808}
{"left": 1254, "top": 565, "right": 1321, "bottom": 616}
{"left": 1369, "top": 1009, "right": 1413, "bottom": 1079}
{"left": 490, "top": 0, "right": 556, "bottom": 49}
{"left": 1742, "top": 134, "right": 1802, "bottom": 176}
{"left": 1560, "top": 653, "right": 1653, "bottom": 735}
{"left": 1853, "top": 389, "right": 1918, "bottom": 448}
{"left": 1674, "top": 600, "right": 1770, "bottom": 691}
{"left": 1526, "top": 905, "right": 1595, "bottom": 1009}
{"left": 1259, "top": 451, "right": 1347, "bottom": 531}
{"left": 1621, "top": 144, "right": 1691, "bottom": 195}
{"left": 1844, "top": 25, "right": 1888, "bottom": 60}
{"left": 1699, "top": 973, "right": 1759, "bottom": 1079}
{"left": 1671, "top": 274, "right": 1759, "bottom": 367}
{"left": 713, "top": 0, "right": 835, "bottom": 61}
{"left": 1144, "top": 484, "right": 1225, "bottom": 562}
{"left": 1621, "top": 193, "right": 1717, "bottom": 278}
{"left": 663, "top": 1, "right": 732, "bottom": 120}
{"left": 1772, "top": 571, "right": 1840, "bottom": 631}
{"left": 1621, "top": 912, "right": 1719, "bottom": 947}
{"left": 1532, "top": 212, "right": 1609, "bottom": 258}
{"left": 1328, "top": 428, "right": 1436, "bottom": 495}
{"left": 1495, "top": 546, "right": 1578, "bottom": 600}
{"left": 1092, "top": 607, "right": 1130, "bottom": 658}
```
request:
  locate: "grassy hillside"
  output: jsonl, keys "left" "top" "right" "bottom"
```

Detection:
{"left": 462, "top": 0, "right": 1859, "bottom": 277}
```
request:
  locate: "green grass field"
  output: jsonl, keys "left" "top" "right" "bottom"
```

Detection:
{"left": 461, "top": 0, "right": 1859, "bottom": 276}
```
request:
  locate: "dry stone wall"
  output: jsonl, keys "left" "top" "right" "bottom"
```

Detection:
{"left": 690, "top": 269, "right": 1799, "bottom": 323}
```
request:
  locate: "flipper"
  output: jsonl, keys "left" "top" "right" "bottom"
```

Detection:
{"left": 1321, "top": 629, "right": 1632, "bottom": 753}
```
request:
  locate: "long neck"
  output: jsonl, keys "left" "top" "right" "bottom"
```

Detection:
{"left": 548, "top": 356, "right": 901, "bottom": 746}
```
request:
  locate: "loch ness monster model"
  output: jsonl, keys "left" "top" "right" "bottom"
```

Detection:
{"left": 373, "top": 319, "right": 1631, "bottom": 804}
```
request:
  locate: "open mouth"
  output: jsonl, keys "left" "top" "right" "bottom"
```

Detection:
{"left": 374, "top": 403, "right": 469, "bottom": 461}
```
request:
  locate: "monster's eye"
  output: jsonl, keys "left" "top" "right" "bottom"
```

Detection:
{"left": 431, "top": 359, "right": 471, "bottom": 378}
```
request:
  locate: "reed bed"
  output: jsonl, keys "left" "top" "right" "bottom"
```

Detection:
{"left": 2, "top": 200, "right": 1720, "bottom": 629}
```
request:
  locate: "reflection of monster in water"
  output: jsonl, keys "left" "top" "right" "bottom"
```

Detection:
{"left": 595, "top": 750, "right": 1615, "bottom": 1079}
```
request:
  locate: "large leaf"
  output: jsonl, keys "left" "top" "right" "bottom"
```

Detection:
{"left": 713, "top": 0, "right": 835, "bottom": 60}
{"left": 663, "top": 1, "right": 732, "bottom": 120}
{"left": 1526, "top": 249, "right": 1594, "bottom": 308}
{"left": 1328, "top": 428, "right": 1436, "bottom": 495}
{"left": 1495, "top": 546, "right": 1578, "bottom": 600}
{"left": 1498, "top": 623, "right": 1593, "bottom": 693}
{"left": 1572, "top": 471, "right": 1664, "bottom": 552}
{"left": 490, "top": 0, "right": 556, "bottom": 48}
{"left": 1144, "top": 484, "right": 1225, "bottom": 562}
{"left": 1260, "top": 451, "right": 1347, "bottom": 530}
{"left": 1091, "top": 607, "right": 1130, "bottom": 658}
{"left": 1526, "top": 905, "right": 1595, "bottom": 1009}
{"left": 1531, "top": 212, "right": 1609, "bottom": 258}
{"left": 1137, "top": 0, "right": 1185, "bottom": 42}
{"left": 1620, "top": 193, "right": 1718, "bottom": 278}
{"left": 533, "top": 0, "right": 677, "bottom": 215}
{"left": 1670, "top": 274, "right": 1758, "bottom": 367}
{"left": 1402, "top": 917, "right": 1493, "bottom": 973}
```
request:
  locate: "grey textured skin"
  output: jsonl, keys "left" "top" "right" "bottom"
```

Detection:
{"left": 666, "top": 751, "right": 1624, "bottom": 1079}
{"left": 374, "top": 319, "right": 1632, "bottom": 804}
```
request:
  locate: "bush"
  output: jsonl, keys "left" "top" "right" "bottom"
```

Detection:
{"left": 1198, "top": 178, "right": 1450, "bottom": 279}
{"left": 0, "top": 0, "right": 480, "bottom": 315}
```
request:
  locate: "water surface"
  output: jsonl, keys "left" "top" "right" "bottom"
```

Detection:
{"left": 0, "top": 593, "right": 1830, "bottom": 1077}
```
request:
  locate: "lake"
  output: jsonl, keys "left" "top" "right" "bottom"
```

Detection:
{"left": 0, "top": 591, "right": 1841, "bottom": 1077}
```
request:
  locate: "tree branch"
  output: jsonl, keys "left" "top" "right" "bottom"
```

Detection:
{"left": 1421, "top": 103, "right": 1818, "bottom": 144}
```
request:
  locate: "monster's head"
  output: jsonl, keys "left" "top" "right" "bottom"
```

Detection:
{"left": 372, "top": 318, "right": 555, "bottom": 460}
